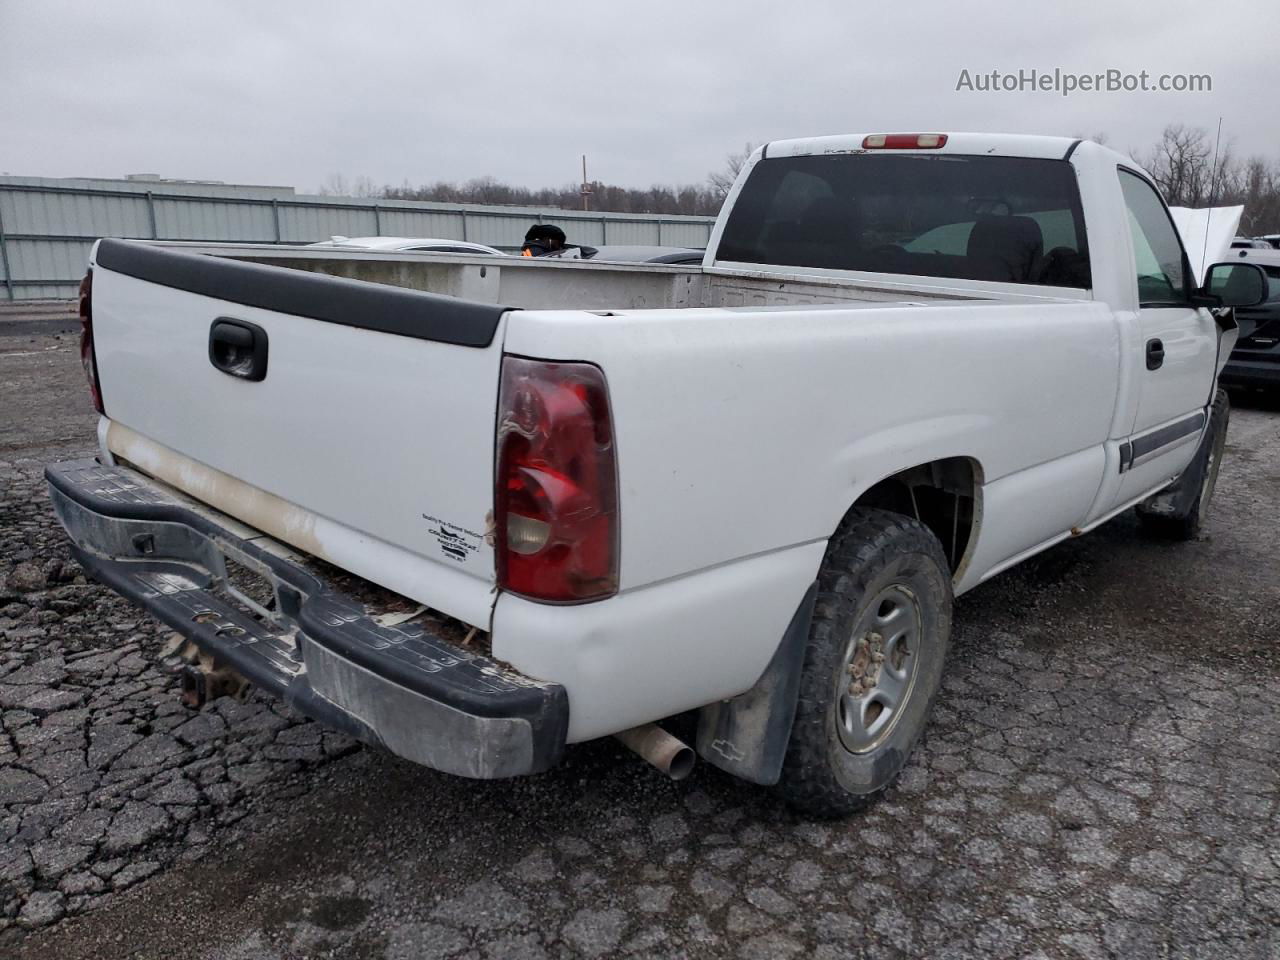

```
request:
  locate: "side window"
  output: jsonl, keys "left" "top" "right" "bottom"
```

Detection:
{"left": 1118, "top": 169, "right": 1190, "bottom": 306}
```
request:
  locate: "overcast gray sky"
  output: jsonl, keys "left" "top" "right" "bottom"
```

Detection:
{"left": 3, "top": 0, "right": 1278, "bottom": 192}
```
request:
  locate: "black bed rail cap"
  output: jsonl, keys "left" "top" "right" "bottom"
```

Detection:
{"left": 95, "top": 237, "right": 513, "bottom": 348}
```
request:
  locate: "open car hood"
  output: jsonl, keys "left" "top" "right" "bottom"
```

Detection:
{"left": 1169, "top": 205, "right": 1244, "bottom": 284}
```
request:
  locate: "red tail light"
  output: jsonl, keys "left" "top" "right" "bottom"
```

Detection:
{"left": 495, "top": 356, "right": 619, "bottom": 603}
{"left": 78, "top": 270, "right": 104, "bottom": 414}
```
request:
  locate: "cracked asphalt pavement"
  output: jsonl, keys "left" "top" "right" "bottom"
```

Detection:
{"left": 2, "top": 333, "right": 1279, "bottom": 959}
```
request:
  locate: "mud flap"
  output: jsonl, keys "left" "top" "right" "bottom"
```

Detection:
{"left": 695, "top": 581, "right": 818, "bottom": 785}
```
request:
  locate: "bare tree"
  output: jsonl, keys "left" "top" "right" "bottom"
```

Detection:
{"left": 1237, "top": 156, "right": 1280, "bottom": 235}
{"left": 708, "top": 143, "right": 758, "bottom": 200}
{"left": 1142, "top": 125, "right": 1215, "bottom": 206}
{"left": 317, "top": 173, "right": 349, "bottom": 197}
{"left": 1142, "top": 125, "right": 1245, "bottom": 214}
{"left": 316, "top": 173, "right": 379, "bottom": 197}
{"left": 349, "top": 175, "right": 379, "bottom": 198}
{"left": 384, "top": 176, "right": 725, "bottom": 216}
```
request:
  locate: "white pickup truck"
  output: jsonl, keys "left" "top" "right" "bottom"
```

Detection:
{"left": 48, "top": 133, "right": 1267, "bottom": 815}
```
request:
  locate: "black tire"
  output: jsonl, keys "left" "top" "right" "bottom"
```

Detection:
{"left": 778, "top": 508, "right": 952, "bottom": 817}
{"left": 1136, "top": 388, "right": 1230, "bottom": 540}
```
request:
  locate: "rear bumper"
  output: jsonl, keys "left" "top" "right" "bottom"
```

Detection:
{"left": 45, "top": 458, "right": 568, "bottom": 778}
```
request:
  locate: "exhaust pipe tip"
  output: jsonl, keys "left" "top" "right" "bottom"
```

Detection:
{"left": 614, "top": 723, "right": 696, "bottom": 781}
{"left": 666, "top": 744, "right": 696, "bottom": 781}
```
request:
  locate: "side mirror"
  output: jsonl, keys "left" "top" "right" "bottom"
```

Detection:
{"left": 1193, "top": 262, "right": 1269, "bottom": 309}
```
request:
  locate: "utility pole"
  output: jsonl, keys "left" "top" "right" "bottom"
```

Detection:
{"left": 580, "top": 155, "right": 592, "bottom": 211}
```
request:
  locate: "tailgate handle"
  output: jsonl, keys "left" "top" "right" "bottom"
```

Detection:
{"left": 209, "top": 318, "right": 268, "bottom": 381}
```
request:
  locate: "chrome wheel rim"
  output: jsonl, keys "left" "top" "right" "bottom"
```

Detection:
{"left": 835, "top": 583, "right": 923, "bottom": 754}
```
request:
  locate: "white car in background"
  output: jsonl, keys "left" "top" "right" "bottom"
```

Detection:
{"left": 308, "top": 236, "right": 506, "bottom": 256}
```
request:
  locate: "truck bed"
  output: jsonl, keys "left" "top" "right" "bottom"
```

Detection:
{"left": 151, "top": 241, "right": 1085, "bottom": 312}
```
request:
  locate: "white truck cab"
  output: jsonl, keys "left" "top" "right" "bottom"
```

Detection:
{"left": 48, "top": 133, "right": 1268, "bottom": 814}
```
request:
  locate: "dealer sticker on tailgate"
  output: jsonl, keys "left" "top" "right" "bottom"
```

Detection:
{"left": 422, "top": 514, "right": 482, "bottom": 562}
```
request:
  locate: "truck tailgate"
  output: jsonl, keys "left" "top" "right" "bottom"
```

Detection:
{"left": 88, "top": 239, "right": 510, "bottom": 629}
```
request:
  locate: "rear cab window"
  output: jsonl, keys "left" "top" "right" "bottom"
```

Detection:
{"left": 716, "top": 153, "right": 1091, "bottom": 288}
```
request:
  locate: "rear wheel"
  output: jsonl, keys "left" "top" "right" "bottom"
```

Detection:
{"left": 1136, "top": 389, "right": 1230, "bottom": 540}
{"left": 778, "top": 508, "right": 952, "bottom": 817}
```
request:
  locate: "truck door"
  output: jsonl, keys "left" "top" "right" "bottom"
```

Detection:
{"left": 1115, "top": 168, "right": 1218, "bottom": 501}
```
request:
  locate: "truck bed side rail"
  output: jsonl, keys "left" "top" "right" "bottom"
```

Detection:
{"left": 95, "top": 238, "right": 513, "bottom": 348}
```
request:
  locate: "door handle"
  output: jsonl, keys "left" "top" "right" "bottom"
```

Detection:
{"left": 209, "top": 318, "right": 269, "bottom": 381}
{"left": 1145, "top": 338, "right": 1165, "bottom": 371}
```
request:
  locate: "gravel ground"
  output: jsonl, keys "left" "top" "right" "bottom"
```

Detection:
{"left": 2, "top": 334, "right": 1279, "bottom": 959}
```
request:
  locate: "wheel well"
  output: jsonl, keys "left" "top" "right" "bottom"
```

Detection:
{"left": 851, "top": 458, "right": 981, "bottom": 577}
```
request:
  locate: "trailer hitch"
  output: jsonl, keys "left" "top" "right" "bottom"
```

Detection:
{"left": 159, "top": 633, "right": 251, "bottom": 708}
